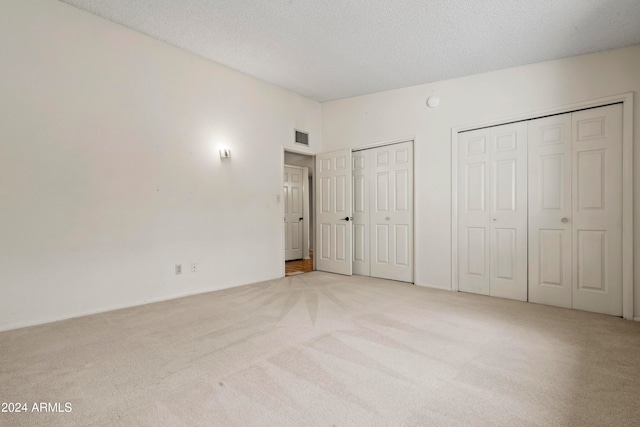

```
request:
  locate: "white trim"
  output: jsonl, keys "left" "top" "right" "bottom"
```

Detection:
{"left": 634, "top": 317, "right": 640, "bottom": 322}
{"left": 451, "top": 92, "right": 634, "bottom": 320}
{"left": 621, "top": 95, "right": 634, "bottom": 320}
{"left": 415, "top": 282, "right": 452, "bottom": 291}
{"left": 284, "top": 144, "right": 315, "bottom": 156}
{"left": 412, "top": 139, "right": 416, "bottom": 285}
{"left": 302, "top": 166, "right": 311, "bottom": 260}
{"left": 0, "top": 275, "right": 284, "bottom": 333}
{"left": 452, "top": 93, "right": 631, "bottom": 133}
{"left": 351, "top": 135, "right": 416, "bottom": 152}
{"left": 280, "top": 148, "right": 286, "bottom": 278}
{"left": 283, "top": 147, "right": 317, "bottom": 275}
{"left": 451, "top": 126, "right": 459, "bottom": 292}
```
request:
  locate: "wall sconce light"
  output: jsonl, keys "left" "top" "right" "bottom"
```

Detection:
{"left": 426, "top": 96, "right": 440, "bottom": 108}
{"left": 219, "top": 148, "right": 231, "bottom": 159}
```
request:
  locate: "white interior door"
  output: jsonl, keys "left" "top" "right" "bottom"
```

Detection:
{"left": 316, "top": 149, "right": 353, "bottom": 275}
{"left": 284, "top": 165, "right": 304, "bottom": 261}
{"left": 458, "top": 123, "right": 527, "bottom": 300}
{"left": 571, "top": 104, "right": 623, "bottom": 316}
{"left": 528, "top": 113, "right": 572, "bottom": 308}
{"left": 352, "top": 151, "right": 370, "bottom": 276}
{"left": 369, "top": 142, "right": 413, "bottom": 282}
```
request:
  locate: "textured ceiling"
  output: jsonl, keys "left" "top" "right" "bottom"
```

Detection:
{"left": 58, "top": 0, "right": 640, "bottom": 102}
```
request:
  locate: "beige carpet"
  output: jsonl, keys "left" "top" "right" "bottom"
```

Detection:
{"left": 1, "top": 272, "right": 639, "bottom": 426}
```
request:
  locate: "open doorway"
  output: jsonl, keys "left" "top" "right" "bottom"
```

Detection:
{"left": 284, "top": 150, "right": 315, "bottom": 276}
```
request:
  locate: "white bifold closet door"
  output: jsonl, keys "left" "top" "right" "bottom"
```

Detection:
{"left": 529, "top": 104, "right": 623, "bottom": 316}
{"left": 458, "top": 122, "right": 528, "bottom": 301}
{"left": 528, "top": 114, "right": 572, "bottom": 307}
{"left": 353, "top": 151, "right": 370, "bottom": 276}
{"left": 316, "top": 149, "right": 353, "bottom": 275}
{"left": 353, "top": 141, "right": 413, "bottom": 282}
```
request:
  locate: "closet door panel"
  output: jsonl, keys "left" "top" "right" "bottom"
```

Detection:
{"left": 459, "top": 123, "right": 527, "bottom": 300}
{"left": 571, "top": 104, "right": 623, "bottom": 316}
{"left": 528, "top": 114, "right": 572, "bottom": 308}
{"left": 352, "top": 152, "right": 370, "bottom": 275}
{"left": 458, "top": 129, "right": 491, "bottom": 295}
{"left": 370, "top": 142, "right": 413, "bottom": 282}
{"left": 489, "top": 123, "right": 528, "bottom": 301}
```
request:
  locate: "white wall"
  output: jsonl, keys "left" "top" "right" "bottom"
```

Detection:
{"left": 0, "top": 0, "right": 321, "bottom": 331}
{"left": 322, "top": 45, "right": 640, "bottom": 318}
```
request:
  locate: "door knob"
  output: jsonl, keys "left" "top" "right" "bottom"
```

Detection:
{"left": 561, "top": 217, "right": 569, "bottom": 223}
{"left": 299, "top": 217, "right": 304, "bottom": 221}
{"left": 341, "top": 216, "right": 353, "bottom": 221}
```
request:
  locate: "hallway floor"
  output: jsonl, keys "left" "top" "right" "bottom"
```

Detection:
{"left": 285, "top": 250, "right": 313, "bottom": 276}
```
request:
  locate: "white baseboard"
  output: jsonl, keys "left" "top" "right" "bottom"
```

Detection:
{"left": 634, "top": 317, "right": 640, "bottom": 322}
{"left": 414, "top": 282, "right": 452, "bottom": 291}
{"left": 0, "top": 274, "right": 283, "bottom": 333}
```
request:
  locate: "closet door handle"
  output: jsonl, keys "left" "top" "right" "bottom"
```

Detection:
{"left": 341, "top": 216, "right": 353, "bottom": 221}
{"left": 561, "top": 217, "right": 569, "bottom": 223}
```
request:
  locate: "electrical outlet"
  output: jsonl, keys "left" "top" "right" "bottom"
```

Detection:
{"left": 191, "top": 263, "right": 197, "bottom": 273}
{"left": 175, "top": 264, "right": 182, "bottom": 275}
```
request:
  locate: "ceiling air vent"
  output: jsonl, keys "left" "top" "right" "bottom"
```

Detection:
{"left": 295, "top": 130, "right": 309, "bottom": 146}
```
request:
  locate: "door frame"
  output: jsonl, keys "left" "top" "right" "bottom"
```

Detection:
{"left": 282, "top": 147, "right": 316, "bottom": 277}
{"left": 450, "top": 92, "right": 634, "bottom": 319}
